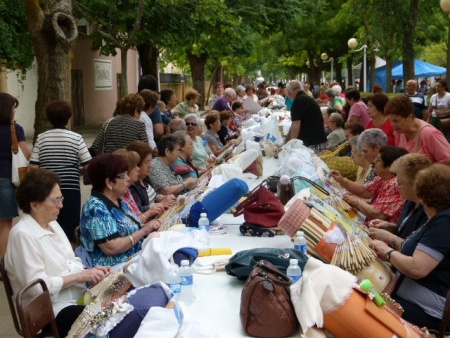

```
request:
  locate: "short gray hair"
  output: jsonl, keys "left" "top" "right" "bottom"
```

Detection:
{"left": 350, "top": 136, "right": 359, "bottom": 147}
{"left": 224, "top": 88, "right": 236, "bottom": 99}
{"left": 357, "top": 128, "right": 387, "bottom": 152}
{"left": 325, "top": 89, "right": 335, "bottom": 98}
{"left": 286, "top": 80, "right": 304, "bottom": 93}
{"left": 169, "top": 118, "right": 186, "bottom": 133}
{"left": 329, "top": 112, "right": 343, "bottom": 128}
{"left": 331, "top": 84, "right": 342, "bottom": 96}
{"left": 184, "top": 114, "right": 200, "bottom": 124}
{"left": 235, "top": 85, "right": 246, "bottom": 94}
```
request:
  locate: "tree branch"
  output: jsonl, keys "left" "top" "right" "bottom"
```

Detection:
{"left": 124, "top": 0, "right": 145, "bottom": 50}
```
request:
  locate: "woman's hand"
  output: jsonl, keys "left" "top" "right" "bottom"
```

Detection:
{"left": 343, "top": 194, "right": 359, "bottom": 207}
{"left": 368, "top": 239, "right": 391, "bottom": 261}
{"left": 329, "top": 169, "right": 344, "bottom": 184}
{"left": 81, "top": 267, "right": 109, "bottom": 285}
{"left": 149, "top": 203, "right": 165, "bottom": 216}
{"left": 160, "top": 194, "right": 177, "bottom": 208}
{"left": 142, "top": 219, "right": 161, "bottom": 234}
{"left": 184, "top": 177, "right": 197, "bottom": 190}
{"left": 368, "top": 227, "right": 394, "bottom": 243}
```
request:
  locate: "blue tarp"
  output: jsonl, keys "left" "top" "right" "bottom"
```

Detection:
{"left": 375, "top": 59, "right": 446, "bottom": 92}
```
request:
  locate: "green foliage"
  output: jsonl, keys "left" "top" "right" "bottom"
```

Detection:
{"left": 0, "top": 0, "right": 34, "bottom": 69}
{"left": 418, "top": 42, "right": 447, "bottom": 67}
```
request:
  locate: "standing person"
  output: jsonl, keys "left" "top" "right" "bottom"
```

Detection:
{"left": 90, "top": 94, "right": 148, "bottom": 155}
{"left": 209, "top": 82, "right": 224, "bottom": 107}
{"left": 29, "top": 100, "right": 91, "bottom": 244}
{"left": 285, "top": 80, "right": 327, "bottom": 153}
{"left": 0, "top": 93, "right": 31, "bottom": 258}
{"left": 345, "top": 89, "right": 370, "bottom": 128}
{"left": 365, "top": 93, "right": 395, "bottom": 146}
{"left": 428, "top": 79, "right": 450, "bottom": 135}
{"left": 404, "top": 80, "right": 427, "bottom": 120}
{"left": 138, "top": 89, "right": 159, "bottom": 150}
{"left": 138, "top": 75, "right": 164, "bottom": 141}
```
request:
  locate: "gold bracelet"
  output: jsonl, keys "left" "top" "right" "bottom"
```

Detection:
{"left": 129, "top": 235, "right": 135, "bottom": 247}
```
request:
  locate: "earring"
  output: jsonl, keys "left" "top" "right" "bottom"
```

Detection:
{"left": 108, "top": 185, "right": 113, "bottom": 191}
{"left": 33, "top": 208, "right": 38, "bottom": 214}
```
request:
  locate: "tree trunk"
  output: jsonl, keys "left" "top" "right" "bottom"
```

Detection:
{"left": 402, "top": 0, "right": 419, "bottom": 82}
{"left": 205, "top": 65, "right": 220, "bottom": 107}
{"left": 386, "top": 58, "right": 393, "bottom": 93}
{"left": 347, "top": 57, "right": 353, "bottom": 88}
{"left": 187, "top": 50, "right": 207, "bottom": 110}
{"left": 369, "top": 53, "right": 376, "bottom": 92}
{"left": 137, "top": 42, "right": 159, "bottom": 80}
{"left": 335, "top": 61, "right": 342, "bottom": 85}
{"left": 447, "top": 26, "right": 450, "bottom": 79}
{"left": 24, "top": 0, "right": 78, "bottom": 142}
{"left": 0, "top": 59, "right": 7, "bottom": 93}
{"left": 120, "top": 48, "right": 128, "bottom": 97}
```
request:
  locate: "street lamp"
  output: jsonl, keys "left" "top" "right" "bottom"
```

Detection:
{"left": 348, "top": 38, "right": 368, "bottom": 92}
{"left": 321, "top": 53, "right": 334, "bottom": 83}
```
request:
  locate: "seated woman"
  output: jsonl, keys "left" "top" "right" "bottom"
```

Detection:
{"left": 184, "top": 114, "right": 212, "bottom": 170}
{"left": 365, "top": 93, "right": 395, "bottom": 146}
{"left": 203, "top": 111, "right": 236, "bottom": 157}
{"left": 80, "top": 153, "right": 160, "bottom": 267}
{"left": 330, "top": 146, "right": 408, "bottom": 224}
{"left": 369, "top": 153, "right": 431, "bottom": 243}
{"left": 171, "top": 131, "right": 206, "bottom": 179}
{"left": 243, "top": 84, "right": 258, "bottom": 102}
{"left": 148, "top": 134, "right": 197, "bottom": 195}
{"left": 126, "top": 141, "right": 177, "bottom": 212}
{"left": 325, "top": 88, "right": 344, "bottom": 112}
{"left": 212, "top": 88, "right": 236, "bottom": 113}
{"left": 113, "top": 149, "right": 165, "bottom": 222}
{"left": 349, "top": 136, "right": 371, "bottom": 184}
{"left": 387, "top": 95, "right": 450, "bottom": 164}
{"left": 370, "top": 164, "right": 450, "bottom": 330}
{"left": 218, "top": 110, "right": 238, "bottom": 145}
{"left": 5, "top": 169, "right": 110, "bottom": 337}
{"left": 357, "top": 128, "right": 388, "bottom": 184}
{"left": 326, "top": 112, "right": 346, "bottom": 150}
{"left": 172, "top": 89, "right": 200, "bottom": 118}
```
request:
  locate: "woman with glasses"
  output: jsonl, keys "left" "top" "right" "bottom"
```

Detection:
{"left": 330, "top": 146, "right": 408, "bottom": 224}
{"left": 5, "top": 169, "right": 110, "bottom": 337}
{"left": 428, "top": 79, "right": 450, "bottom": 129}
{"left": 80, "top": 153, "right": 159, "bottom": 267}
{"left": 29, "top": 100, "right": 91, "bottom": 244}
{"left": 148, "top": 134, "right": 197, "bottom": 195}
{"left": 184, "top": 114, "right": 212, "bottom": 169}
{"left": 203, "top": 111, "right": 236, "bottom": 157}
{"left": 387, "top": 95, "right": 450, "bottom": 164}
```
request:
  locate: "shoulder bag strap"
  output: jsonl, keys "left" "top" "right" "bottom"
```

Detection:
{"left": 257, "top": 260, "right": 291, "bottom": 286}
{"left": 11, "top": 122, "right": 19, "bottom": 154}
{"left": 101, "top": 117, "right": 114, "bottom": 153}
{"left": 413, "top": 124, "right": 431, "bottom": 153}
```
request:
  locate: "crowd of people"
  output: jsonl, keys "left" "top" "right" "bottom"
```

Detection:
{"left": 1, "top": 74, "right": 450, "bottom": 334}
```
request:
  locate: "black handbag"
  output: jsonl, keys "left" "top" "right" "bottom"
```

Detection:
{"left": 225, "top": 247, "right": 308, "bottom": 280}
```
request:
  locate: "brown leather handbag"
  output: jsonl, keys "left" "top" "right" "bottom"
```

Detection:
{"left": 240, "top": 260, "right": 298, "bottom": 337}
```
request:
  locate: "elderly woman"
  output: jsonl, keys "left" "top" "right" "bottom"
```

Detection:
{"left": 357, "top": 128, "right": 388, "bottom": 184}
{"left": 212, "top": 87, "right": 236, "bottom": 113}
{"left": 325, "top": 88, "right": 344, "bottom": 112}
{"left": 326, "top": 112, "right": 346, "bottom": 150}
{"left": 184, "top": 114, "right": 211, "bottom": 169}
{"left": 148, "top": 134, "right": 197, "bottom": 195}
{"left": 0, "top": 93, "right": 31, "bottom": 259}
{"left": 80, "top": 153, "right": 160, "bottom": 267}
{"left": 5, "top": 169, "right": 110, "bottom": 337}
{"left": 171, "top": 131, "right": 205, "bottom": 179}
{"left": 209, "top": 82, "right": 224, "bottom": 107}
{"left": 91, "top": 94, "right": 148, "bottom": 155}
{"left": 365, "top": 93, "right": 394, "bottom": 146}
{"left": 330, "top": 146, "right": 408, "bottom": 224}
{"left": 29, "top": 100, "right": 91, "bottom": 244}
{"left": 387, "top": 95, "right": 450, "bottom": 165}
{"left": 126, "top": 141, "right": 176, "bottom": 213}
{"left": 172, "top": 89, "right": 201, "bottom": 118}
{"left": 349, "top": 137, "right": 371, "bottom": 183}
{"left": 203, "top": 111, "right": 236, "bottom": 157}
{"left": 113, "top": 149, "right": 165, "bottom": 223}
{"left": 235, "top": 85, "right": 246, "bottom": 102}
{"left": 370, "top": 164, "right": 450, "bottom": 330}
{"left": 369, "top": 153, "right": 431, "bottom": 243}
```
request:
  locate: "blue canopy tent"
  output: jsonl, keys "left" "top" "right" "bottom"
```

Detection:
{"left": 375, "top": 59, "right": 446, "bottom": 92}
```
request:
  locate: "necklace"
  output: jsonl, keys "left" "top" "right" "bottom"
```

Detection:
{"left": 401, "top": 214, "right": 436, "bottom": 248}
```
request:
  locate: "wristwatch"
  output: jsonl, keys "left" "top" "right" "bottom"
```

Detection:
{"left": 386, "top": 249, "right": 397, "bottom": 261}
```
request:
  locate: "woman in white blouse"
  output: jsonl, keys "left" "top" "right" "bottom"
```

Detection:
{"left": 5, "top": 169, "right": 110, "bottom": 337}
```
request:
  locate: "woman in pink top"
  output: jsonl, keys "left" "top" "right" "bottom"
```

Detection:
{"left": 386, "top": 96, "right": 450, "bottom": 165}
{"left": 365, "top": 93, "right": 395, "bottom": 145}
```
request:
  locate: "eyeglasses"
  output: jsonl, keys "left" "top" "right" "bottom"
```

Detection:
{"left": 116, "top": 173, "right": 129, "bottom": 179}
{"left": 49, "top": 196, "right": 64, "bottom": 206}
{"left": 186, "top": 122, "right": 197, "bottom": 127}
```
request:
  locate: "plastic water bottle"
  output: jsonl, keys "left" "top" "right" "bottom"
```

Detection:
{"left": 286, "top": 259, "right": 302, "bottom": 284}
{"left": 198, "top": 212, "right": 210, "bottom": 232}
{"left": 179, "top": 260, "right": 194, "bottom": 304}
{"left": 294, "top": 231, "right": 308, "bottom": 255}
{"left": 166, "top": 267, "right": 181, "bottom": 297}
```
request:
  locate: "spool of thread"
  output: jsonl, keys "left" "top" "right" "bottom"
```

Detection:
{"left": 278, "top": 175, "right": 294, "bottom": 205}
{"left": 198, "top": 248, "right": 233, "bottom": 257}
